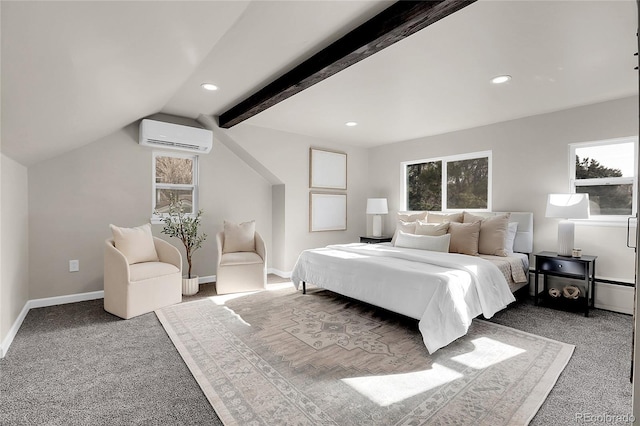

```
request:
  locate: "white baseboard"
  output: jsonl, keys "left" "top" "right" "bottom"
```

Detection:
{"left": 26, "top": 290, "right": 104, "bottom": 310}
{"left": 594, "top": 282, "right": 634, "bottom": 315}
{"left": 268, "top": 268, "right": 291, "bottom": 278}
{"left": 1, "top": 290, "right": 104, "bottom": 359}
{"left": 0, "top": 302, "right": 30, "bottom": 359}
{"left": 198, "top": 275, "right": 216, "bottom": 284}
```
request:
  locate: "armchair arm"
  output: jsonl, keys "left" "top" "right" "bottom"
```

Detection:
{"left": 255, "top": 232, "right": 266, "bottom": 264}
{"left": 216, "top": 232, "right": 224, "bottom": 268}
{"left": 104, "top": 239, "right": 131, "bottom": 287}
{"left": 154, "top": 237, "right": 182, "bottom": 273}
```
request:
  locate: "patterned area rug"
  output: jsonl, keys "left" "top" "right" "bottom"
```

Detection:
{"left": 156, "top": 284, "right": 574, "bottom": 425}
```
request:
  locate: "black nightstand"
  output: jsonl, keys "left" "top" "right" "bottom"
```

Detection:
{"left": 534, "top": 251, "right": 597, "bottom": 317}
{"left": 360, "top": 236, "right": 392, "bottom": 244}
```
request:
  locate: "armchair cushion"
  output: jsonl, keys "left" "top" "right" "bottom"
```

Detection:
{"left": 129, "top": 261, "right": 180, "bottom": 282}
{"left": 110, "top": 223, "right": 158, "bottom": 264}
{"left": 223, "top": 220, "right": 256, "bottom": 253}
{"left": 220, "top": 251, "right": 263, "bottom": 266}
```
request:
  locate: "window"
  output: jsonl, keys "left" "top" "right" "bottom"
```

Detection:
{"left": 570, "top": 137, "right": 637, "bottom": 220}
{"left": 402, "top": 151, "right": 491, "bottom": 211}
{"left": 152, "top": 152, "right": 198, "bottom": 221}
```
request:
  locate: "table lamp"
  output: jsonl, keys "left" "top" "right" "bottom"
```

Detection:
{"left": 545, "top": 193, "right": 590, "bottom": 256}
{"left": 366, "top": 198, "right": 388, "bottom": 237}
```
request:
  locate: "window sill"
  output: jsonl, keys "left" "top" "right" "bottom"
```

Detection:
{"left": 150, "top": 214, "right": 197, "bottom": 225}
{"left": 573, "top": 217, "right": 636, "bottom": 228}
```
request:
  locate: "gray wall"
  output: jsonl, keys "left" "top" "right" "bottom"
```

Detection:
{"left": 28, "top": 122, "right": 272, "bottom": 299}
{"left": 1, "top": 154, "right": 29, "bottom": 345}
{"left": 369, "top": 96, "right": 639, "bottom": 282}
{"left": 227, "top": 124, "right": 369, "bottom": 271}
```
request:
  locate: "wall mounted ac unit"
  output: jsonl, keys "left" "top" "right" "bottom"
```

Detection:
{"left": 139, "top": 119, "right": 213, "bottom": 154}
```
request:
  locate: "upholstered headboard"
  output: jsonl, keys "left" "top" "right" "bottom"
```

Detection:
{"left": 396, "top": 211, "right": 534, "bottom": 254}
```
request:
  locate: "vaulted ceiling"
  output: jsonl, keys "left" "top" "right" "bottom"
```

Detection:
{"left": 2, "top": 1, "right": 637, "bottom": 166}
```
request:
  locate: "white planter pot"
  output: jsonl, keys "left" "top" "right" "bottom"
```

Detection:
{"left": 182, "top": 276, "right": 199, "bottom": 296}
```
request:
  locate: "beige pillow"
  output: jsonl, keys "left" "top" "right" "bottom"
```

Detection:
{"left": 427, "top": 212, "right": 463, "bottom": 224}
{"left": 395, "top": 231, "right": 451, "bottom": 253}
{"left": 415, "top": 221, "right": 449, "bottom": 236}
{"left": 447, "top": 221, "right": 481, "bottom": 256}
{"left": 110, "top": 223, "right": 159, "bottom": 264}
{"left": 397, "top": 211, "right": 427, "bottom": 222}
{"left": 391, "top": 220, "right": 418, "bottom": 245}
{"left": 464, "top": 213, "right": 511, "bottom": 257}
{"left": 223, "top": 220, "right": 256, "bottom": 253}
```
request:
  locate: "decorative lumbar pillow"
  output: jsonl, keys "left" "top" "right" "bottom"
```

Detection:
{"left": 415, "top": 221, "right": 449, "bottom": 236}
{"left": 426, "top": 212, "right": 463, "bottom": 224}
{"left": 391, "top": 220, "right": 418, "bottom": 245}
{"left": 447, "top": 221, "right": 481, "bottom": 256}
{"left": 110, "top": 223, "right": 159, "bottom": 264}
{"left": 505, "top": 222, "right": 518, "bottom": 254}
{"left": 223, "top": 220, "right": 256, "bottom": 253}
{"left": 395, "top": 231, "right": 451, "bottom": 253}
{"left": 463, "top": 212, "right": 511, "bottom": 257}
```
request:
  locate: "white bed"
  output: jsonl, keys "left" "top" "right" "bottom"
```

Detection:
{"left": 290, "top": 212, "right": 533, "bottom": 353}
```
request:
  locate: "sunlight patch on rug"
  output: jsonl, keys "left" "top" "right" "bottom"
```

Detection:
{"left": 342, "top": 364, "right": 463, "bottom": 407}
{"left": 452, "top": 337, "right": 527, "bottom": 369}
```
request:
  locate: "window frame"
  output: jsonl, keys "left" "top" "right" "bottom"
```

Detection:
{"left": 401, "top": 150, "right": 492, "bottom": 212}
{"left": 569, "top": 136, "right": 638, "bottom": 226}
{"left": 151, "top": 151, "right": 199, "bottom": 224}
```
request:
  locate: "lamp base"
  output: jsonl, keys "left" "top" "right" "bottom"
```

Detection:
{"left": 557, "top": 220, "right": 575, "bottom": 256}
{"left": 372, "top": 215, "right": 382, "bottom": 237}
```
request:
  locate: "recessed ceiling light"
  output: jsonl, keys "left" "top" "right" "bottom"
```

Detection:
{"left": 491, "top": 75, "right": 511, "bottom": 84}
{"left": 345, "top": 121, "right": 358, "bottom": 127}
{"left": 201, "top": 83, "right": 218, "bottom": 91}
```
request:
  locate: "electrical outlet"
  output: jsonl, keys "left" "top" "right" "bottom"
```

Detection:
{"left": 69, "top": 259, "right": 79, "bottom": 272}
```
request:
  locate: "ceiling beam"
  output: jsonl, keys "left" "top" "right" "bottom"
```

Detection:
{"left": 218, "top": 0, "right": 477, "bottom": 128}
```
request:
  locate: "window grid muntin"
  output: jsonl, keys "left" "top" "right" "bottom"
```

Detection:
{"left": 152, "top": 151, "right": 199, "bottom": 220}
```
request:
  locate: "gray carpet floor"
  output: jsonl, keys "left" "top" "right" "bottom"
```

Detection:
{"left": 0, "top": 278, "right": 633, "bottom": 425}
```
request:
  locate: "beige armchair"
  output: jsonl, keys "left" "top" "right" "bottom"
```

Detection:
{"left": 215, "top": 231, "right": 266, "bottom": 295}
{"left": 104, "top": 237, "right": 182, "bottom": 319}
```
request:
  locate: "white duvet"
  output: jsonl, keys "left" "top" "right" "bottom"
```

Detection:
{"left": 291, "top": 243, "right": 516, "bottom": 353}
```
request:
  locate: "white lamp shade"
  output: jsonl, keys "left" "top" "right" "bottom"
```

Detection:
{"left": 366, "top": 198, "right": 388, "bottom": 215}
{"left": 545, "top": 193, "right": 590, "bottom": 219}
{"left": 546, "top": 193, "right": 589, "bottom": 256}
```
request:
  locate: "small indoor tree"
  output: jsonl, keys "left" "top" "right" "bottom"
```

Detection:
{"left": 159, "top": 201, "right": 207, "bottom": 279}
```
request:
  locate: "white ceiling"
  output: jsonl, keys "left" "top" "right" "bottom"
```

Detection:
{"left": 2, "top": 1, "right": 638, "bottom": 166}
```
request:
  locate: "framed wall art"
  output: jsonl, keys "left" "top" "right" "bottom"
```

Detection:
{"left": 309, "top": 192, "right": 347, "bottom": 232}
{"left": 309, "top": 148, "right": 347, "bottom": 190}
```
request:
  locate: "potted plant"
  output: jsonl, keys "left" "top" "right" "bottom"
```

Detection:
{"left": 159, "top": 201, "right": 207, "bottom": 296}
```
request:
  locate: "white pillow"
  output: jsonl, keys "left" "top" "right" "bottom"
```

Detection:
{"left": 394, "top": 231, "right": 451, "bottom": 253}
{"left": 110, "top": 223, "right": 159, "bottom": 265}
{"left": 223, "top": 220, "right": 256, "bottom": 253}
{"left": 505, "top": 222, "right": 518, "bottom": 254}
